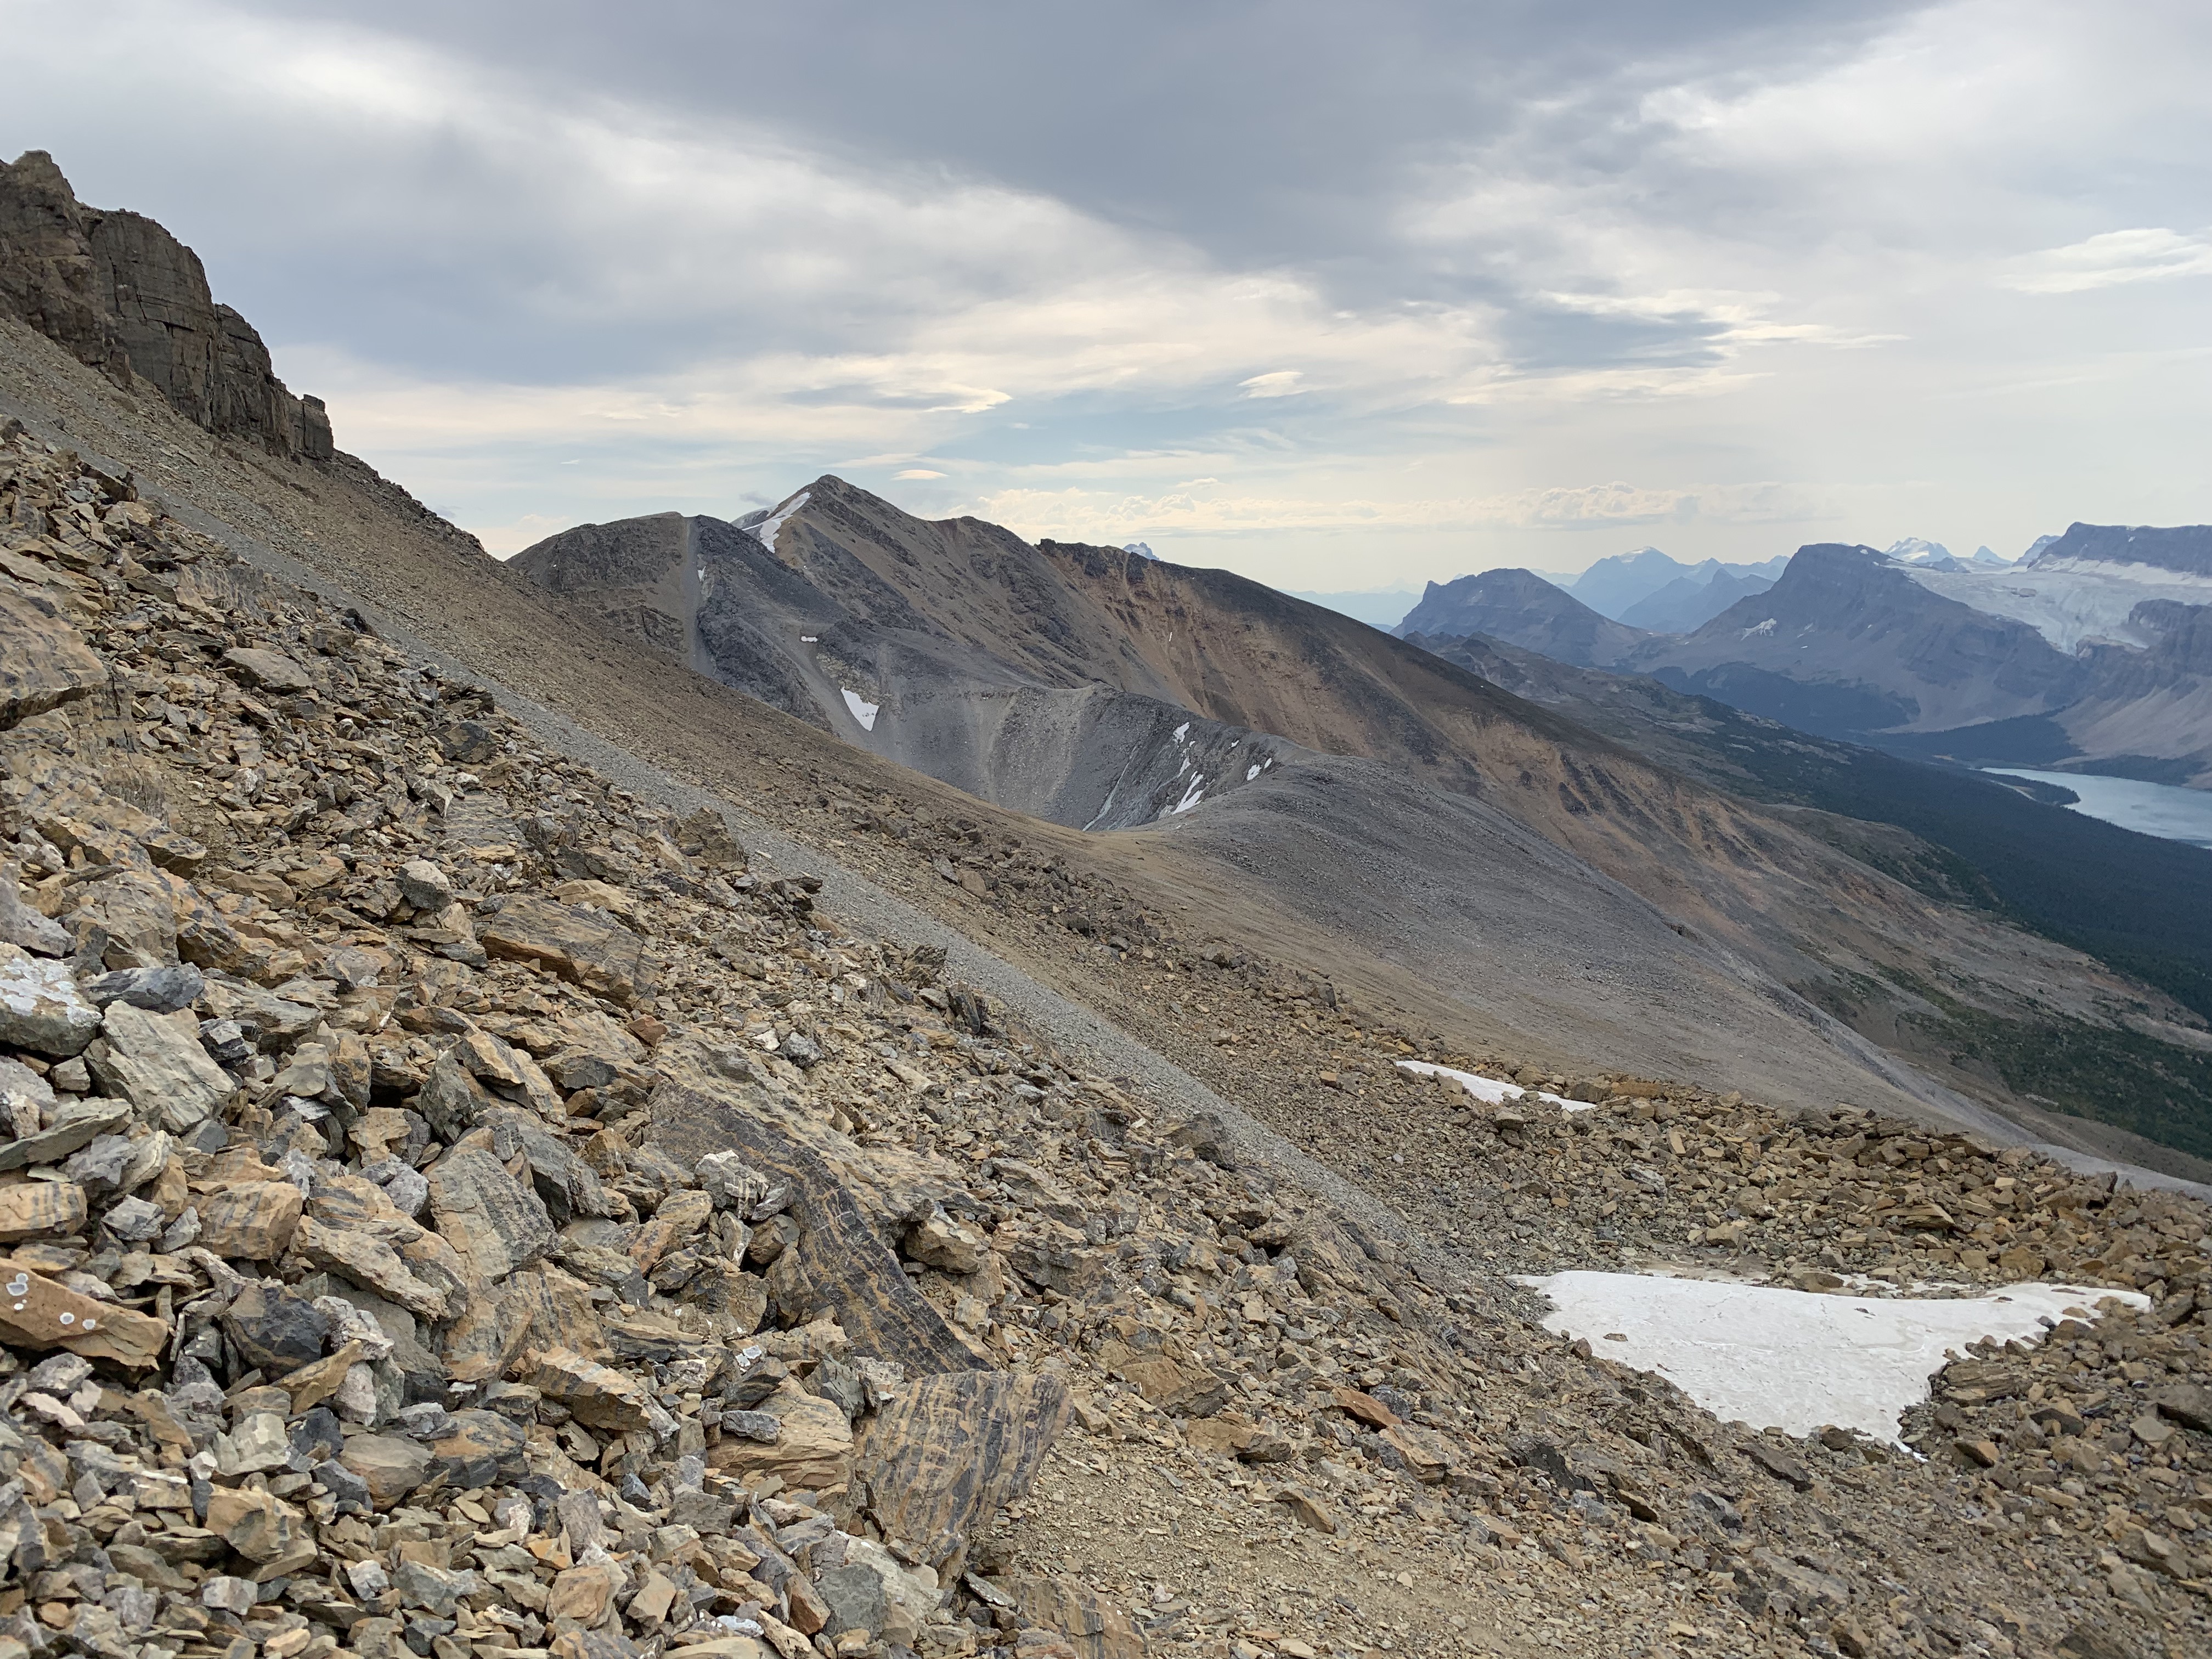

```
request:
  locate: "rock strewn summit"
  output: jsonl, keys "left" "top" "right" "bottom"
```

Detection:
{"left": 0, "top": 154, "right": 330, "bottom": 462}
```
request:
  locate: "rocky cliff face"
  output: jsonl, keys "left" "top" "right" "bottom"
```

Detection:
{"left": 0, "top": 151, "right": 330, "bottom": 461}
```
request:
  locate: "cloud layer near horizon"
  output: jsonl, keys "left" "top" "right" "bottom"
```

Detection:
{"left": 2, "top": 0, "right": 2205, "bottom": 584}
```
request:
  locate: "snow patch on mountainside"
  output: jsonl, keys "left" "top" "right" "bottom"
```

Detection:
{"left": 736, "top": 490, "right": 811, "bottom": 553}
{"left": 840, "top": 687, "right": 878, "bottom": 730}
{"left": 1902, "top": 559, "right": 2212, "bottom": 651}
{"left": 1397, "top": 1059, "right": 1590, "bottom": 1113}
{"left": 1528, "top": 1271, "right": 2147, "bottom": 1443}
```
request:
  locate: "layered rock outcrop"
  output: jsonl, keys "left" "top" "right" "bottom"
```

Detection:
{"left": 0, "top": 152, "right": 330, "bottom": 460}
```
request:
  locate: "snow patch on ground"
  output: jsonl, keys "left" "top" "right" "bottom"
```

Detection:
{"left": 1526, "top": 1271, "right": 2147, "bottom": 1443}
{"left": 1246, "top": 764, "right": 1261, "bottom": 781}
{"left": 840, "top": 688, "right": 879, "bottom": 731}
{"left": 1397, "top": 1059, "right": 1592, "bottom": 1112}
{"left": 1173, "top": 721, "right": 1190, "bottom": 741}
{"left": 1169, "top": 772, "right": 1206, "bottom": 816}
{"left": 799, "top": 635, "right": 818, "bottom": 644}
{"left": 741, "top": 490, "right": 811, "bottom": 552}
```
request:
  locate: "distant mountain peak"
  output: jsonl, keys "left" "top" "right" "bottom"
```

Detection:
{"left": 1393, "top": 568, "right": 1649, "bottom": 667}
{"left": 1124, "top": 541, "right": 1160, "bottom": 561}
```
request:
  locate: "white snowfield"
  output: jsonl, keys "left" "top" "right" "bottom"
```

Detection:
{"left": 840, "top": 688, "right": 879, "bottom": 731}
{"left": 1396, "top": 1058, "right": 1593, "bottom": 1112}
{"left": 741, "top": 490, "right": 811, "bottom": 554}
{"left": 1902, "top": 555, "right": 2212, "bottom": 652}
{"left": 1528, "top": 1271, "right": 2149, "bottom": 1444}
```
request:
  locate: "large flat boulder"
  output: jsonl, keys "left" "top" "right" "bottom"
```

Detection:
{"left": 847, "top": 1372, "right": 1069, "bottom": 1578}
{"left": 651, "top": 1080, "right": 990, "bottom": 1378}
{"left": 0, "top": 574, "right": 105, "bottom": 728}
{"left": 477, "top": 894, "right": 660, "bottom": 1005}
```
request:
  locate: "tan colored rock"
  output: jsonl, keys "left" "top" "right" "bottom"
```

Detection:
{"left": 1182, "top": 1417, "right": 1257, "bottom": 1458}
{"left": 196, "top": 1180, "right": 303, "bottom": 1260}
{"left": 478, "top": 895, "right": 659, "bottom": 1006}
{"left": 160, "top": 872, "right": 268, "bottom": 976}
{"left": 203, "top": 1485, "right": 318, "bottom": 1577}
{"left": 1, "top": 859, "right": 68, "bottom": 957}
{"left": 531, "top": 1345, "right": 653, "bottom": 1432}
{"left": 1330, "top": 1386, "right": 1400, "bottom": 1428}
{"left": 290, "top": 1215, "right": 450, "bottom": 1321}
{"left": 1120, "top": 1355, "right": 1226, "bottom": 1418}
{"left": 428, "top": 1142, "right": 554, "bottom": 1284}
{"left": 546, "top": 1560, "right": 623, "bottom": 1626}
{"left": 0, "top": 1260, "right": 167, "bottom": 1366}
{"left": 221, "top": 647, "right": 314, "bottom": 693}
{"left": 437, "top": 1271, "right": 534, "bottom": 1385}
{"left": 338, "top": 1434, "right": 435, "bottom": 1509}
{"left": 783, "top": 1573, "right": 828, "bottom": 1636}
{"left": 274, "top": 1339, "right": 362, "bottom": 1413}
{"left": 509, "top": 1262, "right": 611, "bottom": 1362}
{"left": 0, "top": 1180, "right": 86, "bottom": 1241}
{"left": 350, "top": 1106, "right": 415, "bottom": 1161}
{"left": 1269, "top": 1484, "right": 1338, "bottom": 1533}
{"left": 707, "top": 1376, "right": 853, "bottom": 1491}
{"left": 630, "top": 1187, "right": 712, "bottom": 1272}
{"left": 1382, "top": 1423, "right": 1457, "bottom": 1483}
{"left": 65, "top": 869, "right": 178, "bottom": 968}
{"left": 0, "top": 573, "right": 105, "bottom": 727}
{"left": 848, "top": 1372, "right": 1069, "bottom": 1577}
{"left": 904, "top": 1207, "right": 987, "bottom": 1274}
{"left": 999, "top": 1576, "right": 1144, "bottom": 1659}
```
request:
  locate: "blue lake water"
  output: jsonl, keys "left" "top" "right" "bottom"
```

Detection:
{"left": 1985, "top": 768, "right": 2212, "bottom": 849}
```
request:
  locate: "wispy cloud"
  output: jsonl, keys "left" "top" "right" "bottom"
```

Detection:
{"left": 1999, "top": 228, "right": 2212, "bottom": 295}
{"left": 966, "top": 479, "right": 1833, "bottom": 541}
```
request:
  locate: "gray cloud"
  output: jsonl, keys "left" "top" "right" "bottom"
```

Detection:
{"left": 1, "top": 0, "right": 2204, "bottom": 578}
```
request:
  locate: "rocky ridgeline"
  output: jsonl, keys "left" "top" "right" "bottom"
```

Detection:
{"left": 0, "top": 423, "right": 2210, "bottom": 1659}
{"left": 0, "top": 157, "right": 330, "bottom": 464}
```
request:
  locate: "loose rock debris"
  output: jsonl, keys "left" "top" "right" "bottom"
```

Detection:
{"left": 0, "top": 423, "right": 2209, "bottom": 1659}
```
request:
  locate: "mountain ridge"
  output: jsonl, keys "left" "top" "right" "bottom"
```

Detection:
{"left": 1389, "top": 567, "right": 1649, "bottom": 664}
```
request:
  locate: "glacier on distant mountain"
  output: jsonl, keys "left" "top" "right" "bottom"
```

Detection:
{"left": 1900, "top": 524, "right": 2212, "bottom": 650}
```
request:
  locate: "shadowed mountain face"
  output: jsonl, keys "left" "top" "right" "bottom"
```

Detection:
{"left": 1627, "top": 544, "right": 2079, "bottom": 735}
{"left": 1624, "top": 534, "right": 2212, "bottom": 786}
{"left": 512, "top": 479, "right": 2212, "bottom": 1153}
{"left": 1390, "top": 568, "right": 1649, "bottom": 665}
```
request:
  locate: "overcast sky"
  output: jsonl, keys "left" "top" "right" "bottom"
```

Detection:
{"left": 5, "top": 1, "right": 2207, "bottom": 587}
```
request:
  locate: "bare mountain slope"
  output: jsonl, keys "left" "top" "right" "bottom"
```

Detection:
{"left": 504, "top": 485, "right": 2212, "bottom": 1165}
{"left": 7, "top": 304, "right": 2114, "bottom": 1164}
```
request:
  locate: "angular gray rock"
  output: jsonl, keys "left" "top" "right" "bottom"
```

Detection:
{"left": 88, "top": 1000, "right": 234, "bottom": 1130}
{"left": 0, "top": 941, "right": 100, "bottom": 1054}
